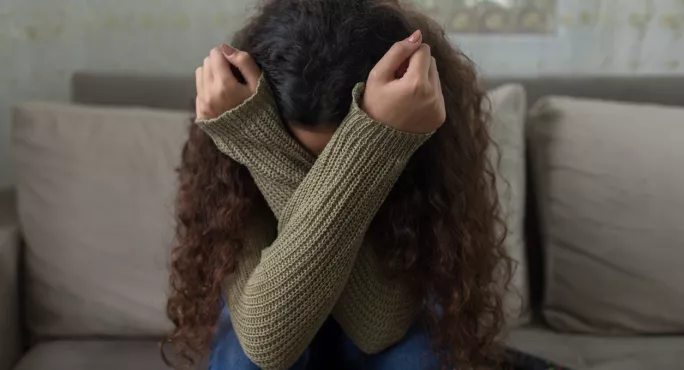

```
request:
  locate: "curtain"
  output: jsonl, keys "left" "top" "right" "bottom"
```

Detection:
{"left": 412, "top": 0, "right": 684, "bottom": 76}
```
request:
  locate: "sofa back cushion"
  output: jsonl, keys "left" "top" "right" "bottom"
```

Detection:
{"left": 528, "top": 97, "right": 684, "bottom": 334}
{"left": 486, "top": 84, "right": 529, "bottom": 327}
{"left": 12, "top": 102, "right": 190, "bottom": 338}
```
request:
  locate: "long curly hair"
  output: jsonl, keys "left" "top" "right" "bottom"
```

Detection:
{"left": 164, "top": 0, "right": 512, "bottom": 369}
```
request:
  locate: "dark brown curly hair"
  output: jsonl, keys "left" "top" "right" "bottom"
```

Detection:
{"left": 164, "top": 0, "right": 512, "bottom": 369}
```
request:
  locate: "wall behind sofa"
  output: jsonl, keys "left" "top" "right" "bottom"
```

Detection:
{"left": 0, "top": 0, "right": 255, "bottom": 187}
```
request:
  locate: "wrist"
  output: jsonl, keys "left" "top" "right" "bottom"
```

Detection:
{"left": 333, "top": 83, "right": 433, "bottom": 165}
{"left": 195, "top": 76, "right": 280, "bottom": 143}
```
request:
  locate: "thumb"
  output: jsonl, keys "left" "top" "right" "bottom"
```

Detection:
{"left": 370, "top": 30, "right": 423, "bottom": 82}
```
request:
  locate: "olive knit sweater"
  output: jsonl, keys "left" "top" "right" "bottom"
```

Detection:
{"left": 196, "top": 76, "right": 431, "bottom": 370}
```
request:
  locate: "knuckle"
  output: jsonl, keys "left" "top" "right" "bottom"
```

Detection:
{"left": 205, "top": 99, "right": 217, "bottom": 112}
{"left": 233, "top": 51, "right": 250, "bottom": 64}
{"left": 220, "top": 75, "right": 233, "bottom": 86}
{"left": 390, "top": 41, "right": 407, "bottom": 54}
{"left": 203, "top": 57, "right": 210, "bottom": 65}
{"left": 368, "top": 69, "right": 379, "bottom": 81}
{"left": 210, "top": 47, "right": 222, "bottom": 56}
{"left": 409, "top": 78, "right": 424, "bottom": 93}
{"left": 214, "top": 82, "right": 227, "bottom": 94}
{"left": 195, "top": 97, "right": 205, "bottom": 110}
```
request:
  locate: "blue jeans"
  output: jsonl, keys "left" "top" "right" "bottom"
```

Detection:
{"left": 208, "top": 305, "right": 438, "bottom": 370}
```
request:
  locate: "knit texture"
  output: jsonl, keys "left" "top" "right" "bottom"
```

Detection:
{"left": 196, "top": 76, "right": 431, "bottom": 370}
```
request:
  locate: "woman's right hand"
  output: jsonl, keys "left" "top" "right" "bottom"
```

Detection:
{"left": 362, "top": 30, "right": 446, "bottom": 134}
{"left": 195, "top": 45, "right": 261, "bottom": 120}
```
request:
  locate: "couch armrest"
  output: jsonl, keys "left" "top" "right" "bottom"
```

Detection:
{"left": 0, "top": 189, "right": 21, "bottom": 370}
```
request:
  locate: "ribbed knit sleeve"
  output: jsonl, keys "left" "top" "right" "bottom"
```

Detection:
{"left": 196, "top": 76, "right": 315, "bottom": 219}
{"left": 196, "top": 79, "right": 430, "bottom": 369}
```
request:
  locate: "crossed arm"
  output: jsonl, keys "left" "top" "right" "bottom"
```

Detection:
{"left": 196, "top": 77, "right": 427, "bottom": 370}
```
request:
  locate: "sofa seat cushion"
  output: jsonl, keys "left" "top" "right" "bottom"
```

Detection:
{"left": 508, "top": 325, "right": 684, "bottom": 370}
{"left": 14, "top": 341, "right": 171, "bottom": 370}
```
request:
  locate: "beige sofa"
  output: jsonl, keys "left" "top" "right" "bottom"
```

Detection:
{"left": 1, "top": 73, "right": 683, "bottom": 370}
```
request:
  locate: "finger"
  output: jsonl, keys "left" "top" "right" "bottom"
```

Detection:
{"left": 202, "top": 57, "right": 213, "bottom": 91}
{"left": 195, "top": 96, "right": 204, "bottom": 119}
{"left": 195, "top": 67, "right": 203, "bottom": 97}
{"left": 223, "top": 45, "right": 261, "bottom": 92}
{"left": 405, "top": 44, "right": 432, "bottom": 79}
{"left": 428, "top": 56, "right": 440, "bottom": 88}
{"left": 370, "top": 30, "right": 423, "bottom": 82}
{"left": 210, "top": 47, "right": 236, "bottom": 84}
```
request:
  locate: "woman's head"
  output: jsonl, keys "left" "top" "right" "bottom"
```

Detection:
{"left": 232, "top": 0, "right": 420, "bottom": 155}
{"left": 233, "top": 0, "right": 411, "bottom": 127}
{"left": 166, "top": 0, "right": 511, "bottom": 368}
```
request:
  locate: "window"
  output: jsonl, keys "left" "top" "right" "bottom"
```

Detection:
{"left": 412, "top": 0, "right": 557, "bottom": 35}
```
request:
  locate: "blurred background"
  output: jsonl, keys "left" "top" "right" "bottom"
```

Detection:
{"left": 1, "top": 2, "right": 684, "bottom": 370}
{"left": 1, "top": 0, "right": 683, "bottom": 186}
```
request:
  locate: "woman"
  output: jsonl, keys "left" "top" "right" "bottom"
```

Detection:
{"left": 165, "top": 0, "right": 511, "bottom": 369}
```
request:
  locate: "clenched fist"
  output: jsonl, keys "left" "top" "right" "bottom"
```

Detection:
{"left": 363, "top": 30, "right": 446, "bottom": 134}
{"left": 195, "top": 45, "right": 261, "bottom": 120}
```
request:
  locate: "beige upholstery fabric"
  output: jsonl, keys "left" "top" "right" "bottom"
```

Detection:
{"left": 508, "top": 325, "right": 684, "bottom": 370}
{"left": 487, "top": 84, "right": 529, "bottom": 327}
{"left": 70, "top": 71, "right": 684, "bottom": 327}
{"left": 71, "top": 72, "right": 684, "bottom": 111}
{"left": 0, "top": 189, "right": 16, "bottom": 227}
{"left": 12, "top": 102, "right": 191, "bottom": 338}
{"left": 13, "top": 341, "right": 170, "bottom": 370}
{"left": 528, "top": 97, "right": 684, "bottom": 334}
{"left": 0, "top": 225, "right": 20, "bottom": 370}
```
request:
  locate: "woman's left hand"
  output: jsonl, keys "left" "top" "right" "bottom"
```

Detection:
{"left": 195, "top": 45, "right": 261, "bottom": 120}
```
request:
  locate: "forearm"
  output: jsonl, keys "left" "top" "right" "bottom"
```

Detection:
{"left": 196, "top": 76, "right": 315, "bottom": 218}
{"left": 332, "top": 246, "right": 421, "bottom": 353}
{"left": 202, "top": 81, "right": 425, "bottom": 356}
{"left": 224, "top": 93, "right": 430, "bottom": 369}
{"left": 272, "top": 85, "right": 423, "bottom": 351}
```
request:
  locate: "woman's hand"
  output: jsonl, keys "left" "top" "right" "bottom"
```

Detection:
{"left": 195, "top": 45, "right": 261, "bottom": 120}
{"left": 363, "top": 30, "right": 446, "bottom": 134}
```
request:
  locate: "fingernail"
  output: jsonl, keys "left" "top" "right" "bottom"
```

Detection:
{"left": 407, "top": 30, "right": 421, "bottom": 43}
{"left": 221, "top": 44, "right": 236, "bottom": 56}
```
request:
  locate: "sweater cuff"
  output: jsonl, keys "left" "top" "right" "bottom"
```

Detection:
{"left": 335, "top": 82, "right": 434, "bottom": 164}
{"left": 195, "top": 75, "right": 282, "bottom": 146}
